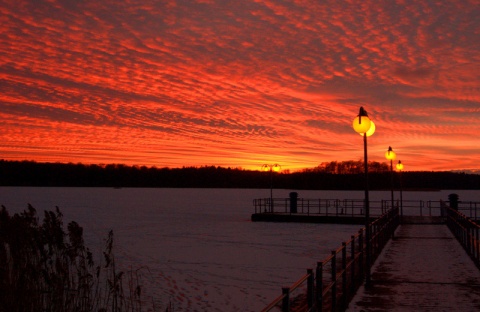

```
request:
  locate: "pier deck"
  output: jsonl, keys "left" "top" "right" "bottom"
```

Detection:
{"left": 347, "top": 222, "right": 480, "bottom": 311}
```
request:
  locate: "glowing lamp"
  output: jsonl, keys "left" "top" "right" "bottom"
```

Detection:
{"left": 352, "top": 112, "right": 371, "bottom": 134}
{"left": 262, "top": 164, "right": 281, "bottom": 172}
{"left": 360, "top": 121, "right": 375, "bottom": 137}
{"left": 396, "top": 160, "right": 404, "bottom": 171}
{"left": 385, "top": 146, "right": 396, "bottom": 161}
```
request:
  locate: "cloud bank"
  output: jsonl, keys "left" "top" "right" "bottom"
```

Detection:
{"left": 0, "top": 0, "right": 479, "bottom": 171}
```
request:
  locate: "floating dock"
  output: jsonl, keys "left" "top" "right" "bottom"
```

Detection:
{"left": 251, "top": 212, "right": 370, "bottom": 224}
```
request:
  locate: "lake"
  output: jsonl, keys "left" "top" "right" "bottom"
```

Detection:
{"left": 1, "top": 187, "right": 478, "bottom": 311}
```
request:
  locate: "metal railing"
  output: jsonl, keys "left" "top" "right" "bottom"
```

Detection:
{"left": 422, "top": 201, "right": 480, "bottom": 219}
{"left": 253, "top": 198, "right": 389, "bottom": 217}
{"left": 444, "top": 201, "right": 480, "bottom": 269}
{"left": 445, "top": 201, "right": 479, "bottom": 220}
{"left": 261, "top": 207, "right": 400, "bottom": 312}
{"left": 253, "top": 198, "right": 480, "bottom": 220}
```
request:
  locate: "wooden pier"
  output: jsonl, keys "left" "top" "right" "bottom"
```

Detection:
{"left": 347, "top": 219, "right": 480, "bottom": 311}
{"left": 258, "top": 199, "right": 480, "bottom": 312}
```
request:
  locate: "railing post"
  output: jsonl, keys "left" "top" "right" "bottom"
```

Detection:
{"left": 331, "top": 250, "right": 337, "bottom": 311}
{"left": 370, "top": 223, "right": 376, "bottom": 258}
{"left": 476, "top": 227, "right": 479, "bottom": 265}
{"left": 342, "top": 242, "right": 347, "bottom": 309}
{"left": 391, "top": 208, "right": 396, "bottom": 240}
{"left": 307, "top": 268, "right": 314, "bottom": 309}
{"left": 316, "top": 261, "right": 323, "bottom": 311}
{"left": 358, "top": 229, "right": 364, "bottom": 278}
{"left": 475, "top": 202, "right": 477, "bottom": 222}
{"left": 477, "top": 227, "right": 480, "bottom": 266}
{"left": 472, "top": 225, "right": 476, "bottom": 259}
{"left": 467, "top": 225, "right": 472, "bottom": 255}
{"left": 350, "top": 235, "right": 356, "bottom": 294}
{"left": 282, "top": 287, "right": 290, "bottom": 312}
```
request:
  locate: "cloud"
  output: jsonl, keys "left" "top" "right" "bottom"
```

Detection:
{"left": 0, "top": 0, "right": 479, "bottom": 171}
{"left": 392, "top": 66, "right": 436, "bottom": 81}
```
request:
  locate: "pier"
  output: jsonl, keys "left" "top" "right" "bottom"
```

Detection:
{"left": 256, "top": 198, "right": 480, "bottom": 311}
{"left": 347, "top": 218, "right": 480, "bottom": 311}
{"left": 251, "top": 197, "right": 480, "bottom": 224}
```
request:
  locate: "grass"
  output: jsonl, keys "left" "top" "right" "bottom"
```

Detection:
{"left": 0, "top": 204, "right": 163, "bottom": 312}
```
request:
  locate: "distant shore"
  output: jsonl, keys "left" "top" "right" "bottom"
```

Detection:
{"left": 0, "top": 160, "right": 479, "bottom": 190}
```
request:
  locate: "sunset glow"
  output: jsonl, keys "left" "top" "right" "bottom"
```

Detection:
{"left": 1, "top": 0, "right": 479, "bottom": 172}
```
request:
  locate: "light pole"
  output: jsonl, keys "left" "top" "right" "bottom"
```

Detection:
{"left": 262, "top": 164, "right": 281, "bottom": 212}
{"left": 352, "top": 106, "right": 375, "bottom": 287}
{"left": 396, "top": 160, "right": 404, "bottom": 220}
{"left": 385, "top": 146, "right": 396, "bottom": 212}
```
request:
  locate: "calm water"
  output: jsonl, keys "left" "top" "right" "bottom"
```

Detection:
{"left": 1, "top": 187, "right": 478, "bottom": 311}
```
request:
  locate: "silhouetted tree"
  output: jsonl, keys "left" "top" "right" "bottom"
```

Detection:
{"left": 0, "top": 159, "right": 479, "bottom": 190}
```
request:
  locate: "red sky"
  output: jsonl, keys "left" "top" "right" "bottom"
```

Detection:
{"left": 1, "top": 0, "right": 479, "bottom": 172}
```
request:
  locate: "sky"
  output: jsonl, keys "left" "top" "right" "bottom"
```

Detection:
{"left": 1, "top": 0, "right": 479, "bottom": 172}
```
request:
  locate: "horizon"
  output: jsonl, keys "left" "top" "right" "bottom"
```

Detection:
{"left": 2, "top": 158, "right": 480, "bottom": 175}
{"left": 1, "top": 1, "right": 479, "bottom": 172}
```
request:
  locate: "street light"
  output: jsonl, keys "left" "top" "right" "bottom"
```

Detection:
{"left": 396, "top": 160, "right": 404, "bottom": 220}
{"left": 262, "top": 164, "right": 281, "bottom": 212}
{"left": 385, "top": 146, "right": 396, "bottom": 212}
{"left": 352, "top": 106, "right": 375, "bottom": 287}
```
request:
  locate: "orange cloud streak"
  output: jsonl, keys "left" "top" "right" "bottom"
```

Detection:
{"left": 0, "top": 0, "right": 479, "bottom": 172}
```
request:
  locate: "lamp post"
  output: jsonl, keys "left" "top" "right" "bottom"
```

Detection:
{"left": 262, "top": 164, "right": 281, "bottom": 212}
{"left": 352, "top": 106, "right": 375, "bottom": 287}
{"left": 385, "top": 146, "right": 396, "bottom": 212}
{"left": 396, "top": 160, "right": 404, "bottom": 220}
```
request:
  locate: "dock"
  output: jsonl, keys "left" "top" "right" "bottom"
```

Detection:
{"left": 257, "top": 198, "right": 480, "bottom": 312}
{"left": 251, "top": 213, "right": 369, "bottom": 225}
{"left": 251, "top": 197, "right": 480, "bottom": 225}
{"left": 251, "top": 198, "right": 397, "bottom": 225}
{"left": 347, "top": 219, "right": 480, "bottom": 311}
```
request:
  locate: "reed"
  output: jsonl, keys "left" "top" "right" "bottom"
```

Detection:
{"left": 0, "top": 204, "right": 160, "bottom": 312}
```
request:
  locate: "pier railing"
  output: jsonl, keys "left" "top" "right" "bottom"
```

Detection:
{"left": 253, "top": 198, "right": 387, "bottom": 217}
{"left": 260, "top": 207, "right": 400, "bottom": 312}
{"left": 444, "top": 202, "right": 480, "bottom": 269}
{"left": 253, "top": 198, "right": 480, "bottom": 220}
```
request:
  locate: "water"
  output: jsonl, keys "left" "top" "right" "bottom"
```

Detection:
{"left": 1, "top": 187, "right": 478, "bottom": 311}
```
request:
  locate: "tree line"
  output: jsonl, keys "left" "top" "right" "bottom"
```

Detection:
{"left": 305, "top": 160, "right": 389, "bottom": 174}
{"left": 0, "top": 159, "right": 479, "bottom": 190}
